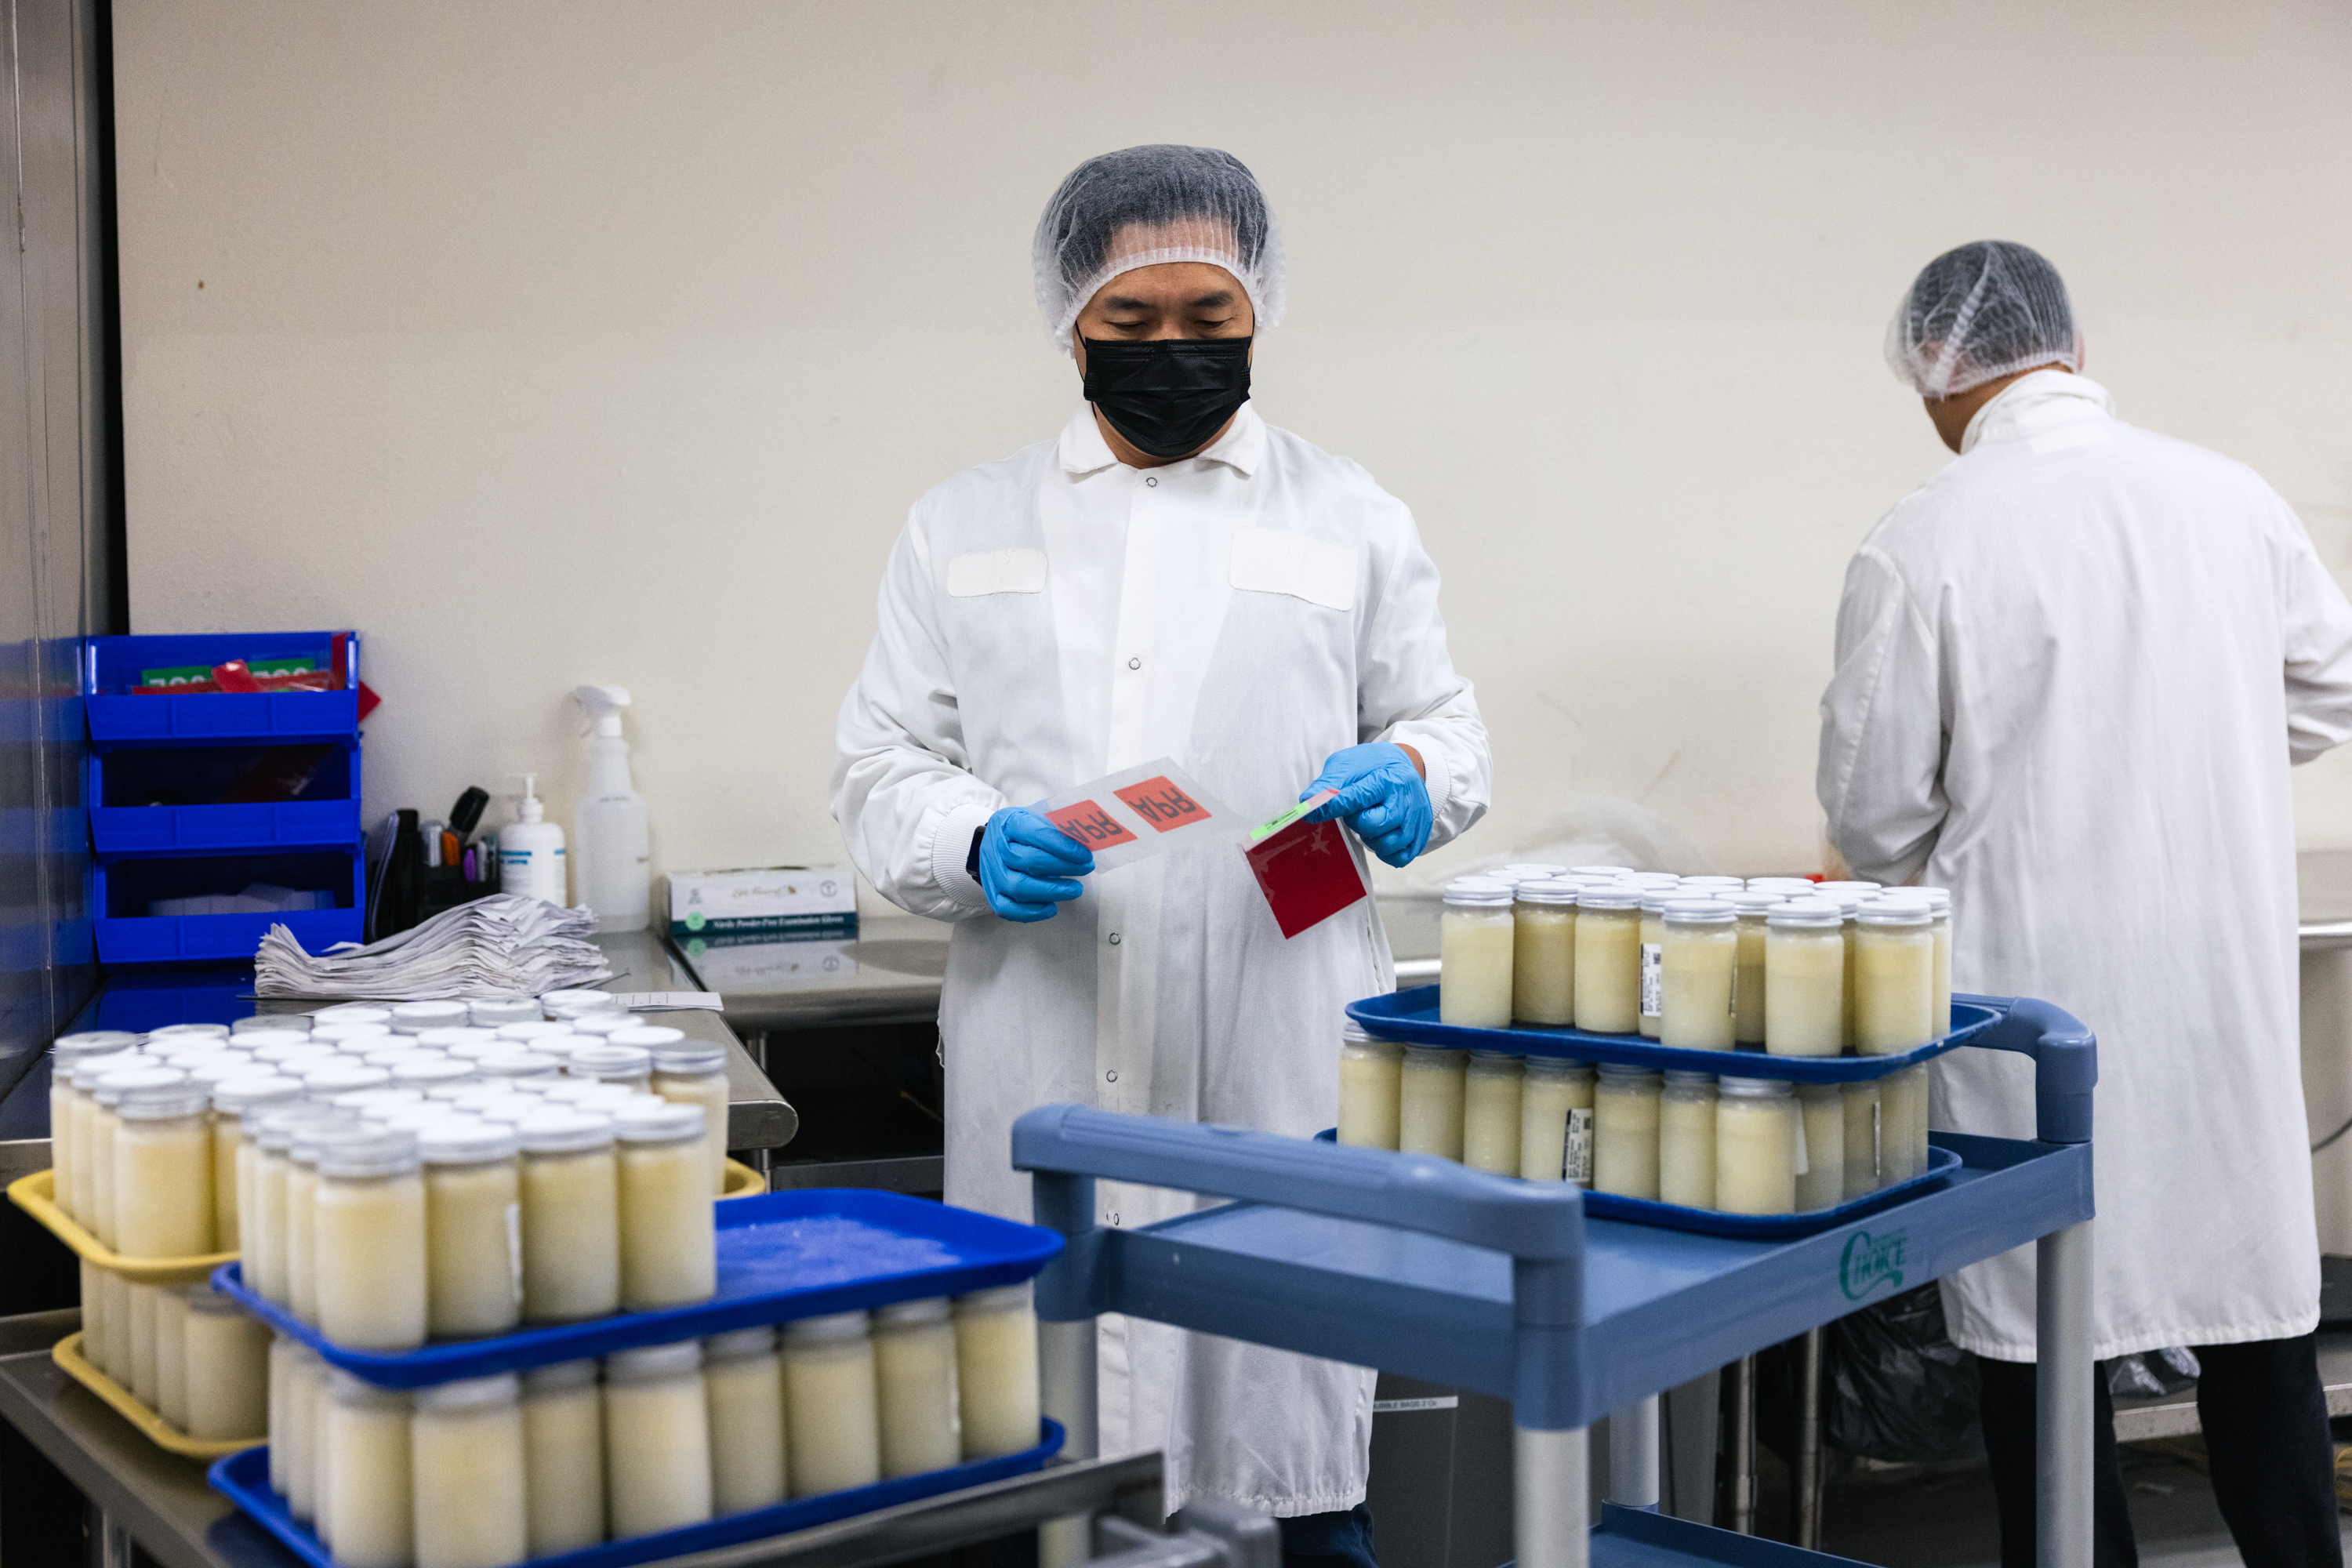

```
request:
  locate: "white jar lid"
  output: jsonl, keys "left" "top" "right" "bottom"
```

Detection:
{"left": 1442, "top": 877, "right": 1515, "bottom": 907}
{"left": 1595, "top": 1062, "right": 1661, "bottom": 1083}
{"left": 1638, "top": 886, "right": 1682, "bottom": 914}
{"left": 311, "top": 1005, "right": 392, "bottom": 1025}
{"left": 1767, "top": 898, "right": 1843, "bottom": 929}
{"left": 416, "top": 1026, "right": 502, "bottom": 1049}
{"left": 1676, "top": 877, "right": 1744, "bottom": 889}
{"left": 1574, "top": 882, "right": 1642, "bottom": 911}
{"left": 783, "top": 1309, "right": 871, "bottom": 1342}
{"left": 651, "top": 1040, "right": 728, "bottom": 1075}
{"left": 516, "top": 1109, "right": 613, "bottom": 1153}
{"left": 1857, "top": 900, "right": 1930, "bottom": 927}
{"left": 118, "top": 1081, "right": 209, "bottom": 1120}
{"left": 1570, "top": 865, "right": 1635, "bottom": 879}
{"left": 70, "top": 1051, "right": 140, "bottom": 1090}
{"left": 1664, "top": 898, "right": 1734, "bottom": 925}
{"left": 567, "top": 1011, "right": 644, "bottom": 1037}
{"left": 704, "top": 1325, "right": 780, "bottom": 1359}
{"left": 496, "top": 1021, "right": 574, "bottom": 1043}
{"left": 468, "top": 998, "right": 544, "bottom": 1027}
{"left": 417, "top": 1372, "right": 519, "bottom": 1410}
{"left": 333, "top": 1087, "right": 424, "bottom": 1112}
{"left": 1815, "top": 881, "right": 1882, "bottom": 895}
{"left": 310, "top": 1022, "right": 392, "bottom": 1044}
{"left": 318, "top": 1127, "right": 419, "bottom": 1178}
{"left": 419, "top": 1118, "right": 520, "bottom": 1163}
{"left": 1910, "top": 886, "right": 1951, "bottom": 914}
{"left": 613, "top": 1101, "right": 705, "bottom": 1144}
{"left": 1627, "top": 873, "right": 1683, "bottom": 888}
{"left": 212, "top": 1074, "right": 305, "bottom": 1113}
{"left": 390, "top": 1001, "right": 469, "bottom": 1033}
{"left": 480, "top": 1049, "right": 559, "bottom": 1079}
{"left": 1500, "top": 862, "right": 1569, "bottom": 878}
{"left": 1724, "top": 891, "right": 1785, "bottom": 914}
{"left": 540, "top": 989, "right": 621, "bottom": 1014}
{"left": 608, "top": 1341, "right": 702, "bottom": 1379}
{"left": 874, "top": 1296, "right": 952, "bottom": 1327}
{"left": 250, "top": 1041, "right": 336, "bottom": 1065}
{"left": 234, "top": 1030, "right": 313, "bottom": 1052}
{"left": 567, "top": 1043, "right": 653, "bottom": 1080}
{"left": 392, "top": 1058, "right": 476, "bottom": 1087}
{"left": 299, "top": 1062, "right": 391, "bottom": 1095}
{"left": 231, "top": 1014, "right": 309, "bottom": 1033}
{"left": 607, "top": 1025, "right": 687, "bottom": 1051}
{"left": 148, "top": 1023, "right": 232, "bottom": 1041}
{"left": 1515, "top": 876, "right": 1581, "bottom": 906}
{"left": 172, "top": 1054, "right": 258, "bottom": 1083}
{"left": 94, "top": 1065, "right": 186, "bottom": 1105}
{"left": 256, "top": 1105, "right": 348, "bottom": 1152}
{"left": 1745, "top": 878, "right": 1819, "bottom": 894}
{"left": 1661, "top": 1070, "right": 1718, "bottom": 1088}
{"left": 1719, "top": 1076, "right": 1795, "bottom": 1098}
{"left": 361, "top": 1044, "right": 445, "bottom": 1067}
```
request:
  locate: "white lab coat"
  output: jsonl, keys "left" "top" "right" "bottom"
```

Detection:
{"left": 833, "top": 402, "right": 1490, "bottom": 1513}
{"left": 1819, "top": 370, "right": 2352, "bottom": 1362}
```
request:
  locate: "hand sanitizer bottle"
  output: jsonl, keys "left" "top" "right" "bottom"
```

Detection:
{"left": 501, "top": 775, "right": 568, "bottom": 907}
{"left": 572, "top": 685, "right": 651, "bottom": 932}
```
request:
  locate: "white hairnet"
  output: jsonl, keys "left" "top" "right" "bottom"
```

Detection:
{"left": 1886, "top": 241, "right": 2080, "bottom": 398}
{"left": 1033, "top": 144, "right": 1285, "bottom": 350}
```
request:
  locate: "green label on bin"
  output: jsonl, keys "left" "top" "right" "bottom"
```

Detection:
{"left": 1838, "top": 1227, "right": 1907, "bottom": 1300}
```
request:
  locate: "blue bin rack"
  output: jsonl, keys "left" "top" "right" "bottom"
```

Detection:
{"left": 82, "top": 631, "right": 365, "bottom": 965}
{"left": 1012, "top": 995, "right": 2099, "bottom": 1568}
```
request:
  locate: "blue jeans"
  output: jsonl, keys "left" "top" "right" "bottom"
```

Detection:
{"left": 1279, "top": 1504, "right": 1378, "bottom": 1568}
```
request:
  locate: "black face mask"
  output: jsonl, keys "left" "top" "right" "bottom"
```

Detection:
{"left": 1080, "top": 336, "right": 1252, "bottom": 459}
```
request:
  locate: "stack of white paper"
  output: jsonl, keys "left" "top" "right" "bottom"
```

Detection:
{"left": 255, "top": 895, "right": 612, "bottom": 1000}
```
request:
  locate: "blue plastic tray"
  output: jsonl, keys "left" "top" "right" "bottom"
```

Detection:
{"left": 1348, "top": 986, "right": 1998, "bottom": 1083}
{"left": 88, "top": 740, "right": 361, "bottom": 856}
{"left": 92, "top": 844, "right": 365, "bottom": 966}
{"left": 1311, "top": 1131, "right": 1962, "bottom": 1240}
{"left": 85, "top": 633, "right": 362, "bottom": 746}
{"left": 215, "top": 1188, "right": 1064, "bottom": 1388}
{"left": 209, "top": 1419, "right": 1065, "bottom": 1568}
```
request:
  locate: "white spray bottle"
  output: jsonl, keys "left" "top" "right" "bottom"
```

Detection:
{"left": 501, "top": 773, "right": 568, "bottom": 906}
{"left": 572, "top": 684, "right": 651, "bottom": 932}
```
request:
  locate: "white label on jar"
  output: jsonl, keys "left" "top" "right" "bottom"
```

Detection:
{"left": 1794, "top": 1112, "right": 1808, "bottom": 1176}
{"left": 505, "top": 1203, "right": 523, "bottom": 1305}
{"left": 1639, "top": 945, "right": 1663, "bottom": 1018}
{"left": 1564, "top": 1109, "right": 1593, "bottom": 1185}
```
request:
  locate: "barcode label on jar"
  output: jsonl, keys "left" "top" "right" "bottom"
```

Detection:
{"left": 1565, "top": 1108, "right": 1593, "bottom": 1185}
{"left": 1639, "top": 945, "right": 1663, "bottom": 1017}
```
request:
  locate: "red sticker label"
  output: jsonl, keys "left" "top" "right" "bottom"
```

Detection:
{"left": 1114, "top": 776, "right": 1211, "bottom": 833}
{"left": 1047, "top": 800, "right": 1139, "bottom": 849}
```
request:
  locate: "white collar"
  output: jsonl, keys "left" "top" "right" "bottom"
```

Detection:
{"left": 1960, "top": 369, "right": 2115, "bottom": 455}
{"left": 1056, "top": 401, "right": 1266, "bottom": 477}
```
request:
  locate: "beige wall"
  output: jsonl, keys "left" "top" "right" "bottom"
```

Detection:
{"left": 114, "top": 1, "right": 2352, "bottom": 902}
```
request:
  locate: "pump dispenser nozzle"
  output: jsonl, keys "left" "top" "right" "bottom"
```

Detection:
{"left": 510, "top": 772, "right": 546, "bottom": 824}
{"left": 574, "top": 684, "right": 630, "bottom": 739}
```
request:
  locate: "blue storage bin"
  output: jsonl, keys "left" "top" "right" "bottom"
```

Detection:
{"left": 92, "top": 844, "right": 364, "bottom": 965}
{"left": 79, "top": 967, "right": 257, "bottom": 1033}
{"left": 86, "top": 739, "right": 361, "bottom": 855}
{"left": 85, "top": 631, "right": 360, "bottom": 746}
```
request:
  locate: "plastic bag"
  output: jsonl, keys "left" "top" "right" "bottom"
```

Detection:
{"left": 1821, "top": 1284, "right": 1983, "bottom": 1464}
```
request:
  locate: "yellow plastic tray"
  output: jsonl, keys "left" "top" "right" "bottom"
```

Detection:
{"left": 51, "top": 1330, "right": 262, "bottom": 1460}
{"left": 5, "top": 1171, "right": 234, "bottom": 1284}
{"left": 720, "top": 1157, "right": 764, "bottom": 1199}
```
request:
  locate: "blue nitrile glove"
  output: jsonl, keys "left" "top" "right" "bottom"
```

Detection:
{"left": 975, "top": 807, "right": 1094, "bottom": 923}
{"left": 1301, "top": 742, "right": 1433, "bottom": 868}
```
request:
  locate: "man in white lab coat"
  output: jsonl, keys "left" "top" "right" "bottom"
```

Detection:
{"left": 833, "top": 145, "right": 1489, "bottom": 1563}
{"left": 1820, "top": 241, "right": 2352, "bottom": 1568}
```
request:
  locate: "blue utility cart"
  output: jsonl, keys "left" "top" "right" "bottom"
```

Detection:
{"left": 1013, "top": 993, "right": 2096, "bottom": 1568}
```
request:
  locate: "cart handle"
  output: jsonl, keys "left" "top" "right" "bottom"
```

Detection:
{"left": 1011, "top": 1105, "right": 1581, "bottom": 1260}
{"left": 1955, "top": 993, "right": 2096, "bottom": 1145}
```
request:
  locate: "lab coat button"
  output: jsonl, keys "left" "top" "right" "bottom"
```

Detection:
{"left": 1105, "top": 1069, "right": 1118, "bottom": 1083}
{"left": 1127, "top": 658, "right": 1142, "bottom": 670}
{"left": 1145, "top": 477, "right": 1157, "bottom": 487}
{"left": 1108, "top": 932, "right": 1121, "bottom": 945}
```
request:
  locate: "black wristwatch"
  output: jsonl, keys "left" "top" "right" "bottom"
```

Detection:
{"left": 967, "top": 826, "right": 987, "bottom": 880}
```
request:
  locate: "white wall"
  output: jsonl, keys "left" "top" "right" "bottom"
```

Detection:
{"left": 114, "top": 0, "right": 2352, "bottom": 899}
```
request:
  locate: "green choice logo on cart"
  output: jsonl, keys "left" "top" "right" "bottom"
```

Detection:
{"left": 1838, "top": 1228, "right": 1907, "bottom": 1300}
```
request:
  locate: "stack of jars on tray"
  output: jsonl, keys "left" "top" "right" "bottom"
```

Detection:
{"left": 270, "top": 1286, "right": 1042, "bottom": 1568}
{"left": 1337, "top": 867, "right": 1957, "bottom": 1215}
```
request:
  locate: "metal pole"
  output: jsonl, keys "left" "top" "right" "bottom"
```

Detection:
{"left": 1796, "top": 1328, "right": 1824, "bottom": 1548}
{"left": 2037, "top": 1221, "right": 2094, "bottom": 1568}
{"left": 1038, "top": 1317, "right": 1102, "bottom": 1568}
{"left": 1515, "top": 1424, "right": 1591, "bottom": 1568}
{"left": 1606, "top": 1394, "right": 1660, "bottom": 1508}
{"left": 96, "top": 1510, "right": 131, "bottom": 1568}
{"left": 1730, "top": 1356, "right": 1756, "bottom": 1534}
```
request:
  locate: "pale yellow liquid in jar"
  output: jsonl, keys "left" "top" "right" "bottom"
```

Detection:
{"left": 785, "top": 1335, "right": 883, "bottom": 1496}
{"left": 523, "top": 1380, "right": 605, "bottom": 1556}
{"left": 1932, "top": 916, "right": 1953, "bottom": 1038}
{"left": 1638, "top": 910, "right": 1664, "bottom": 1040}
{"left": 705, "top": 1350, "right": 788, "bottom": 1512}
{"left": 129, "top": 1282, "right": 160, "bottom": 1406}
{"left": 91, "top": 1104, "right": 118, "bottom": 1249}
{"left": 325, "top": 1395, "right": 412, "bottom": 1568}
{"left": 1734, "top": 917, "right": 1769, "bottom": 1045}
{"left": 1511, "top": 904, "right": 1575, "bottom": 1025}
{"left": 1439, "top": 907, "right": 1515, "bottom": 1028}
{"left": 1575, "top": 909, "right": 1640, "bottom": 1033}
{"left": 1398, "top": 1051, "right": 1467, "bottom": 1161}
{"left": 426, "top": 1160, "right": 521, "bottom": 1338}
{"left": 100, "top": 1272, "right": 130, "bottom": 1391}
{"left": 185, "top": 1305, "right": 270, "bottom": 1440}
{"left": 313, "top": 1363, "right": 334, "bottom": 1544}
{"left": 1593, "top": 1076, "right": 1661, "bottom": 1200}
{"left": 116, "top": 1116, "right": 214, "bottom": 1257}
{"left": 314, "top": 1172, "right": 428, "bottom": 1351}
{"left": 1795, "top": 1087, "right": 1846, "bottom": 1211}
{"left": 1461, "top": 1056, "right": 1524, "bottom": 1176}
{"left": 1856, "top": 927, "right": 1933, "bottom": 1054}
{"left": 211, "top": 1114, "right": 241, "bottom": 1252}
{"left": 1765, "top": 928, "right": 1844, "bottom": 1057}
{"left": 287, "top": 1163, "right": 320, "bottom": 1324}
{"left": 1661, "top": 926, "right": 1736, "bottom": 1050}
{"left": 955, "top": 1300, "right": 1040, "bottom": 1459}
{"left": 876, "top": 1317, "right": 961, "bottom": 1480}
{"left": 1842, "top": 1082, "right": 1882, "bottom": 1198}
{"left": 653, "top": 1069, "right": 732, "bottom": 1196}
{"left": 62, "top": 1086, "right": 90, "bottom": 1222}
{"left": 155, "top": 1289, "right": 191, "bottom": 1430}
{"left": 1658, "top": 1088, "right": 1718, "bottom": 1209}
{"left": 413, "top": 1401, "right": 527, "bottom": 1568}
{"left": 267, "top": 1337, "right": 291, "bottom": 1494}
{"left": 1842, "top": 922, "right": 1858, "bottom": 1049}
{"left": 78, "top": 1260, "right": 106, "bottom": 1376}
{"left": 619, "top": 1138, "right": 716, "bottom": 1309}
{"left": 49, "top": 1081, "right": 74, "bottom": 1221}
{"left": 1336, "top": 1042, "right": 1403, "bottom": 1150}
{"left": 1879, "top": 1065, "right": 1927, "bottom": 1182}
{"left": 254, "top": 1150, "right": 292, "bottom": 1304}
{"left": 234, "top": 1140, "right": 259, "bottom": 1279}
{"left": 605, "top": 1371, "right": 715, "bottom": 1535}
{"left": 1519, "top": 1065, "right": 1595, "bottom": 1184}
{"left": 1715, "top": 1095, "right": 1797, "bottom": 1215}
{"left": 521, "top": 1147, "right": 619, "bottom": 1322}
{"left": 285, "top": 1352, "right": 321, "bottom": 1522}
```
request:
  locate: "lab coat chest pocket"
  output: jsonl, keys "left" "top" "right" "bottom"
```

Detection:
{"left": 1228, "top": 531, "right": 1359, "bottom": 612}
{"left": 940, "top": 548, "right": 1058, "bottom": 711}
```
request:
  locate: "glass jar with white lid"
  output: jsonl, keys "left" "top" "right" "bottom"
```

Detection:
{"left": 1794, "top": 1083, "right": 1846, "bottom": 1210}
{"left": 114, "top": 1077, "right": 212, "bottom": 1257}
{"left": 1462, "top": 1052, "right": 1525, "bottom": 1175}
{"left": 647, "top": 1037, "right": 731, "bottom": 1196}
{"left": 605, "top": 1340, "right": 715, "bottom": 1534}
{"left": 516, "top": 1109, "right": 619, "bottom": 1323}
{"left": 1915, "top": 887, "right": 1955, "bottom": 1036}
{"left": 1336, "top": 1022, "right": 1404, "bottom": 1151}
{"left": 92, "top": 1065, "right": 184, "bottom": 1250}
{"left": 418, "top": 1118, "right": 522, "bottom": 1338}
{"left": 1764, "top": 899, "right": 1845, "bottom": 1057}
{"left": 62, "top": 1048, "right": 139, "bottom": 1226}
{"left": 541, "top": 988, "right": 622, "bottom": 1018}
{"left": 521, "top": 1359, "right": 604, "bottom": 1557}
{"left": 873, "top": 1298, "right": 961, "bottom": 1479}
{"left": 412, "top": 1374, "right": 527, "bottom": 1568}
{"left": 1723, "top": 891, "right": 1782, "bottom": 1047}
{"left": 49, "top": 1033, "right": 139, "bottom": 1224}
{"left": 1592, "top": 1063, "right": 1662, "bottom": 1199}
{"left": 1855, "top": 899, "right": 1934, "bottom": 1054}
{"left": 212, "top": 1073, "right": 303, "bottom": 1253}
{"left": 183, "top": 1284, "right": 270, "bottom": 1440}
{"left": 325, "top": 1371, "right": 413, "bottom": 1568}
{"left": 1661, "top": 899, "right": 1737, "bottom": 1050}
{"left": 1572, "top": 882, "right": 1643, "bottom": 1033}
{"left": 313, "top": 1127, "right": 427, "bottom": 1351}
{"left": 1519, "top": 1058, "right": 1596, "bottom": 1184}
{"left": 615, "top": 1100, "right": 716, "bottom": 1310}
{"left": 1510, "top": 876, "right": 1579, "bottom": 1026}
{"left": 1398, "top": 1046, "right": 1467, "bottom": 1160}
{"left": 1658, "top": 1072, "right": 1719, "bottom": 1209}
{"left": 704, "top": 1325, "right": 788, "bottom": 1512}
{"left": 954, "top": 1282, "right": 1040, "bottom": 1460}
{"left": 1438, "top": 877, "right": 1515, "bottom": 1028}
{"left": 1715, "top": 1077, "right": 1798, "bottom": 1215}
{"left": 783, "top": 1312, "right": 882, "bottom": 1497}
